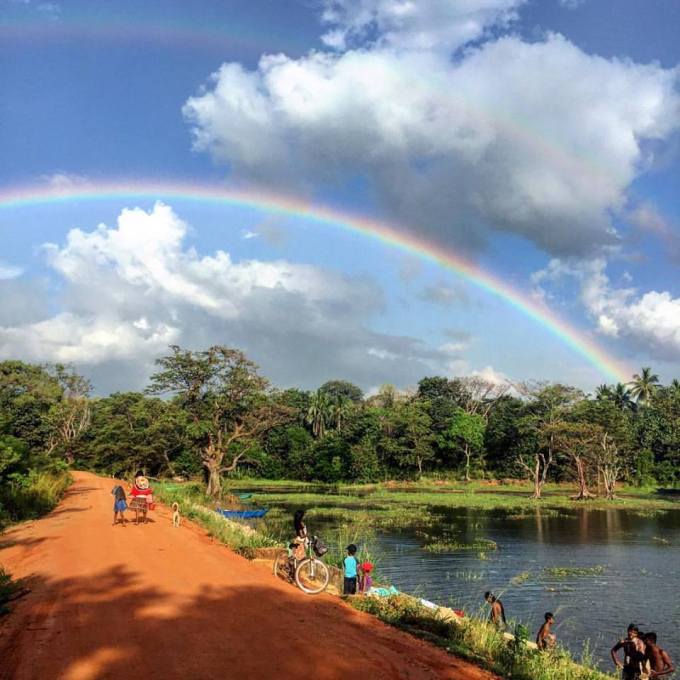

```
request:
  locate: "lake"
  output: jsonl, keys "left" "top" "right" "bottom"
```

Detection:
{"left": 261, "top": 500, "right": 680, "bottom": 669}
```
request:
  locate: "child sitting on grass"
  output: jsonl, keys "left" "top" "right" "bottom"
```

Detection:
{"left": 343, "top": 544, "right": 359, "bottom": 595}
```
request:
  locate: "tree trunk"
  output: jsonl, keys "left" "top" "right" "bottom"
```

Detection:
{"left": 464, "top": 443, "right": 471, "bottom": 483}
{"left": 205, "top": 459, "right": 222, "bottom": 497}
{"left": 571, "top": 456, "right": 595, "bottom": 500}
{"left": 532, "top": 456, "right": 542, "bottom": 499}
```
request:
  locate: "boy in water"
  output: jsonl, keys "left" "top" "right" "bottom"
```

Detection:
{"left": 343, "top": 544, "right": 359, "bottom": 595}
{"left": 484, "top": 592, "right": 506, "bottom": 629}
{"left": 612, "top": 624, "right": 647, "bottom": 680}
{"left": 643, "top": 633, "right": 675, "bottom": 678}
{"left": 536, "top": 612, "right": 556, "bottom": 650}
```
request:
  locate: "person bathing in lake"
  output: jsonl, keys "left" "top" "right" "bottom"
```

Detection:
{"left": 343, "top": 544, "right": 359, "bottom": 595}
{"left": 643, "top": 632, "right": 674, "bottom": 678}
{"left": 612, "top": 624, "right": 647, "bottom": 680}
{"left": 536, "top": 612, "right": 556, "bottom": 650}
{"left": 484, "top": 592, "right": 506, "bottom": 629}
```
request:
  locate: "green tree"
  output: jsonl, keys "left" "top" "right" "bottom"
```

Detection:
{"left": 147, "top": 345, "right": 292, "bottom": 496}
{"left": 306, "top": 390, "right": 333, "bottom": 438}
{"left": 83, "top": 392, "right": 189, "bottom": 477}
{"left": 0, "top": 360, "right": 61, "bottom": 451}
{"left": 546, "top": 421, "right": 601, "bottom": 500}
{"left": 45, "top": 365, "right": 92, "bottom": 464}
{"left": 440, "top": 409, "right": 485, "bottom": 481}
{"left": 576, "top": 398, "right": 633, "bottom": 499}
{"left": 629, "top": 367, "right": 660, "bottom": 405}
{"left": 635, "top": 385, "right": 680, "bottom": 485}
{"left": 515, "top": 383, "right": 584, "bottom": 498}
{"left": 319, "top": 380, "right": 363, "bottom": 403}
{"left": 483, "top": 395, "right": 525, "bottom": 475}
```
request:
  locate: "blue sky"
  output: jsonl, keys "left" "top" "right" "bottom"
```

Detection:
{"left": 0, "top": 0, "right": 679, "bottom": 393}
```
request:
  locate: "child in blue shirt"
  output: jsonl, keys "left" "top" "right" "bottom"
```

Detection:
{"left": 343, "top": 544, "right": 359, "bottom": 595}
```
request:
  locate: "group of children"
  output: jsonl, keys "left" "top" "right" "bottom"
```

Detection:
{"left": 484, "top": 593, "right": 674, "bottom": 678}
{"left": 611, "top": 624, "right": 674, "bottom": 679}
{"left": 342, "top": 543, "right": 373, "bottom": 595}
{"left": 111, "top": 471, "right": 154, "bottom": 525}
{"left": 291, "top": 510, "right": 373, "bottom": 596}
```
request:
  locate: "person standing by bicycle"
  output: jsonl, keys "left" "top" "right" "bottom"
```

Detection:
{"left": 292, "top": 509, "right": 308, "bottom": 561}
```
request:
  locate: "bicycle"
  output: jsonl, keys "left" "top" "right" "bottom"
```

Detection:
{"left": 273, "top": 535, "right": 330, "bottom": 595}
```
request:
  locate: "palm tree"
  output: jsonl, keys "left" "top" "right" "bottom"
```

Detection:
{"left": 671, "top": 378, "right": 680, "bottom": 392}
{"left": 305, "top": 390, "right": 332, "bottom": 438}
{"left": 330, "top": 395, "right": 353, "bottom": 432}
{"left": 611, "top": 382, "right": 635, "bottom": 412}
{"left": 629, "top": 367, "right": 660, "bottom": 405}
{"left": 595, "top": 384, "right": 613, "bottom": 400}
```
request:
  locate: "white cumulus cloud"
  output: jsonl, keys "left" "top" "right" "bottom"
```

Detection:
{"left": 319, "top": 0, "right": 525, "bottom": 51}
{"left": 534, "top": 257, "right": 680, "bottom": 360}
{"left": 183, "top": 32, "right": 680, "bottom": 257}
{"left": 0, "top": 203, "right": 462, "bottom": 391}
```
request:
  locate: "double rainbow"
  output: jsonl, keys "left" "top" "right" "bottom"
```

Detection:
{"left": 0, "top": 181, "right": 631, "bottom": 384}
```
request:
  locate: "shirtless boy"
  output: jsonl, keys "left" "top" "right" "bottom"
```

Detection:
{"left": 536, "top": 612, "right": 556, "bottom": 651}
{"left": 643, "top": 633, "right": 674, "bottom": 678}
{"left": 484, "top": 592, "right": 507, "bottom": 629}
{"left": 612, "top": 624, "right": 646, "bottom": 680}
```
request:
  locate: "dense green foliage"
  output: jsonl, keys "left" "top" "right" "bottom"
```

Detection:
{"left": 1, "top": 349, "right": 679, "bottom": 503}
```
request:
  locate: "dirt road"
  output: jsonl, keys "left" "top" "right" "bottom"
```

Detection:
{"left": 0, "top": 472, "right": 499, "bottom": 680}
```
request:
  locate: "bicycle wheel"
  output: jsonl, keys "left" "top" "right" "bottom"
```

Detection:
{"left": 273, "top": 550, "right": 293, "bottom": 581}
{"left": 295, "top": 558, "right": 330, "bottom": 594}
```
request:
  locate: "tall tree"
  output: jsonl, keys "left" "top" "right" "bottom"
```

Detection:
{"left": 306, "top": 390, "right": 333, "bottom": 438}
{"left": 546, "top": 421, "right": 600, "bottom": 500}
{"left": 319, "top": 380, "right": 364, "bottom": 403}
{"left": 629, "top": 367, "right": 660, "bottom": 405}
{"left": 147, "top": 345, "right": 292, "bottom": 496}
{"left": 46, "top": 365, "right": 92, "bottom": 464}
{"left": 515, "top": 383, "right": 584, "bottom": 499}
{"left": 441, "top": 409, "right": 485, "bottom": 481}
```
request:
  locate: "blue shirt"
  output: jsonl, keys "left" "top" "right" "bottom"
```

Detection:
{"left": 344, "top": 555, "right": 358, "bottom": 578}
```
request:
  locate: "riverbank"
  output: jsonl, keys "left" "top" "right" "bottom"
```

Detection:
{"left": 153, "top": 479, "right": 621, "bottom": 680}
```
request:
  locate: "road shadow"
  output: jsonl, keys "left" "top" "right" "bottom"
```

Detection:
{"left": 0, "top": 566, "right": 430, "bottom": 680}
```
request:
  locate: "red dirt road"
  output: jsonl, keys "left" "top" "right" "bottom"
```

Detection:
{"left": 0, "top": 472, "right": 499, "bottom": 680}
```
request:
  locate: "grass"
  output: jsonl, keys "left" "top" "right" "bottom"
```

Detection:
{"left": 351, "top": 594, "right": 615, "bottom": 680}
{"left": 543, "top": 566, "right": 605, "bottom": 578}
{"left": 0, "top": 471, "right": 72, "bottom": 528}
{"left": 221, "top": 478, "right": 678, "bottom": 533}
{"left": 153, "top": 482, "right": 278, "bottom": 559}
{"left": 423, "top": 538, "right": 498, "bottom": 553}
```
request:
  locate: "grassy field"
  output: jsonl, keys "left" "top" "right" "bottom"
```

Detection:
{"left": 0, "top": 471, "right": 72, "bottom": 529}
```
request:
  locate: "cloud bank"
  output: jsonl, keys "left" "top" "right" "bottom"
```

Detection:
{"left": 0, "top": 203, "right": 463, "bottom": 392}
{"left": 183, "top": 2, "right": 680, "bottom": 258}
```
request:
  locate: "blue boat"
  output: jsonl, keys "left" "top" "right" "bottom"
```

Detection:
{"left": 216, "top": 507, "right": 269, "bottom": 519}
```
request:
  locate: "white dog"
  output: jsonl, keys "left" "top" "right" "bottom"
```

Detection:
{"left": 171, "top": 502, "right": 181, "bottom": 528}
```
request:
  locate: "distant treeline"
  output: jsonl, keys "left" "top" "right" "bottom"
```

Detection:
{"left": 1, "top": 347, "right": 678, "bottom": 510}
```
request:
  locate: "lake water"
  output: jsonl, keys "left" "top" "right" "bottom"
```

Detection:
{"left": 260, "top": 499, "right": 680, "bottom": 669}
{"left": 375, "top": 507, "right": 680, "bottom": 669}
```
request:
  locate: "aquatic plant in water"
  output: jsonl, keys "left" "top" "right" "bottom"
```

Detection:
{"left": 543, "top": 566, "right": 605, "bottom": 578}
{"left": 423, "top": 538, "right": 498, "bottom": 553}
